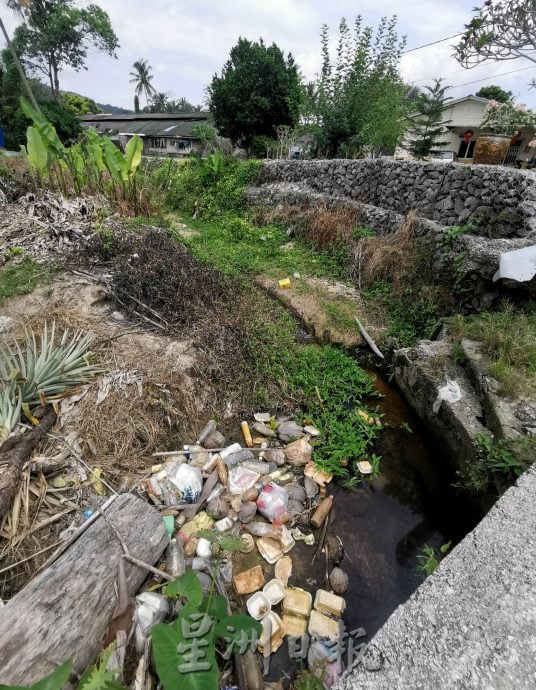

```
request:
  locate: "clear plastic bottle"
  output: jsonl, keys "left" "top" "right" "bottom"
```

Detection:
{"left": 167, "top": 538, "right": 185, "bottom": 577}
{"left": 245, "top": 522, "right": 283, "bottom": 539}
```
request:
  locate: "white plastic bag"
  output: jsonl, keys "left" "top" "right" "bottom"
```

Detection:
{"left": 228, "top": 466, "right": 260, "bottom": 495}
{"left": 167, "top": 463, "right": 202, "bottom": 503}
{"left": 433, "top": 378, "right": 462, "bottom": 414}
{"left": 256, "top": 482, "right": 289, "bottom": 523}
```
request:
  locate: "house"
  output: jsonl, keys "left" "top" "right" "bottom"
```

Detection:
{"left": 79, "top": 112, "right": 211, "bottom": 157}
{"left": 397, "top": 95, "right": 536, "bottom": 166}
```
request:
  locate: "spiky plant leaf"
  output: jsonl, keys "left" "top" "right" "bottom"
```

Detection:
{"left": 0, "top": 322, "right": 102, "bottom": 439}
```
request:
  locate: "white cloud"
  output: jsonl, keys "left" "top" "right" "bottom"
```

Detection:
{"left": 1, "top": 0, "right": 535, "bottom": 109}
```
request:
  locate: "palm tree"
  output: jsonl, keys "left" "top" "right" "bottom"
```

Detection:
{"left": 129, "top": 59, "right": 156, "bottom": 108}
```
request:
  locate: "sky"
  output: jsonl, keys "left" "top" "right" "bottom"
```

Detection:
{"left": 2, "top": 0, "right": 536, "bottom": 110}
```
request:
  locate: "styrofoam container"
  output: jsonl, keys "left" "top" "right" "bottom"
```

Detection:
{"left": 280, "top": 525, "right": 295, "bottom": 554}
{"left": 314, "top": 589, "right": 346, "bottom": 618}
{"left": 263, "top": 578, "right": 285, "bottom": 605}
{"left": 282, "top": 587, "right": 312, "bottom": 619}
{"left": 308, "top": 610, "right": 340, "bottom": 639}
{"left": 282, "top": 614, "right": 308, "bottom": 637}
{"left": 247, "top": 591, "right": 272, "bottom": 620}
{"left": 256, "top": 537, "right": 283, "bottom": 564}
{"left": 258, "top": 611, "right": 285, "bottom": 655}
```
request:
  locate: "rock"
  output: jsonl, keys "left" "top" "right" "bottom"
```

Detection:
{"left": 287, "top": 500, "right": 304, "bottom": 521}
{"left": 206, "top": 498, "right": 228, "bottom": 520}
{"left": 254, "top": 413, "right": 271, "bottom": 423}
{"left": 264, "top": 448, "right": 286, "bottom": 466}
{"left": 251, "top": 422, "right": 276, "bottom": 438}
{"left": 278, "top": 421, "right": 304, "bottom": 442}
{"left": 304, "top": 476, "right": 319, "bottom": 498}
{"left": 284, "top": 437, "right": 312, "bottom": 466}
{"left": 304, "top": 425, "right": 320, "bottom": 437}
{"left": 238, "top": 501, "right": 258, "bottom": 523}
{"left": 225, "top": 449, "right": 254, "bottom": 467}
{"left": 329, "top": 567, "right": 350, "bottom": 594}
{"left": 285, "top": 483, "right": 306, "bottom": 503}
{"left": 203, "top": 430, "right": 226, "bottom": 449}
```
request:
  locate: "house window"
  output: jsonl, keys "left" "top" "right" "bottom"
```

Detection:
{"left": 176, "top": 139, "right": 191, "bottom": 150}
{"left": 149, "top": 137, "right": 167, "bottom": 149}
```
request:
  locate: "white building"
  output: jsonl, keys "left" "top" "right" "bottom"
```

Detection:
{"left": 398, "top": 95, "right": 536, "bottom": 165}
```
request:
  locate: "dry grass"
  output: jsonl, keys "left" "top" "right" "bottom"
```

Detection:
{"left": 353, "top": 211, "right": 417, "bottom": 289}
{"left": 256, "top": 201, "right": 361, "bottom": 251}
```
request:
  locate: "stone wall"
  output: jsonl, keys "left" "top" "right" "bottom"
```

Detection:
{"left": 255, "top": 159, "right": 536, "bottom": 239}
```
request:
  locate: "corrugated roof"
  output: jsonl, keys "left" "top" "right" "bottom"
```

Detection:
{"left": 80, "top": 114, "right": 209, "bottom": 138}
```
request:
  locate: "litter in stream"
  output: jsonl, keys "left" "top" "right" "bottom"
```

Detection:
{"left": 134, "top": 413, "right": 362, "bottom": 689}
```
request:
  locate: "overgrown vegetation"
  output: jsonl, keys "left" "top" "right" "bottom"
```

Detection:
{"left": 416, "top": 541, "right": 451, "bottom": 577}
{"left": 462, "top": 433, "right": 535, "bottom": 493}
{"left": 20, "top": 96, "right": 147, "bottom": 212}
{"left": 448, "top": 305, "right": 536, "bottom": 397}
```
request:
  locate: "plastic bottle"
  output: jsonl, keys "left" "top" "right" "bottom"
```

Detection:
{"left": 167, "top": 538, "right": 185, "bottom": 577}
{"left": 311, "top": 496, "right": 333, "bottom": 528}
{"left": 241, "top": 421, "right": 253, "bottom": 448}
{"left": 241, "top": 649, "right": 264, "bottom": 690}
{"left": 242, "top": 475, "right": 272, "bottom": 502}
{"left": 242, "top": 461, "right": 277, "bottom": 475}
{"left": 246, "top": 522, "right": 283, "bottom": 539}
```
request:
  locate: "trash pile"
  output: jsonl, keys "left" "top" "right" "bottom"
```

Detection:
{"left": 136, "top": 414, "right": 365, "bottom": 687}
{"left": 0, "top": 192, "right": 105, "bottom": 264}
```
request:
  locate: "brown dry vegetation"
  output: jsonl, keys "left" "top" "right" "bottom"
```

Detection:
{"left": 255, "top": 200, "right": 360, "bottom": 251}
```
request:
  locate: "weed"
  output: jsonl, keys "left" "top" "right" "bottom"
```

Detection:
{"left": 475, "top": 433, "right": 525, "bottom": 477}
{"left": 353, "top": 226, "right": 376, "bottom": 239}
{"left": 6, "top": 247, "right": 24, "bottom": 258}
{"left": 416, "top": 541, "right": 451, "bottom": 577}
{"left": 443, "top": 220, "right": 478, "bottom": 248}
{"left": 175, "top": 214, "right": 348, "bottom": 281}
{"left": 448, "top": 304, "right": 536, "bottom": 396}
{"left": 0, "top": 260, "right": 54, "bottom": 303}
{"left": 450, "top": 341, "right": 466, "bottom": 364}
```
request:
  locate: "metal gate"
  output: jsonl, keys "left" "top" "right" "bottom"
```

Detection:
{"left": 502, "top": 142, "right": 522, "bottom": 167}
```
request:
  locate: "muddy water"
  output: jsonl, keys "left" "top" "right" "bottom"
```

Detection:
{"left": 335, "top": 373, "right": 480, "bottom": 638}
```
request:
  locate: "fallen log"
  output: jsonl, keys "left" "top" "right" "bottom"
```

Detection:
{"left": 0, "top": 493, "right": 168, "bottom": 685}
{"left": 0, "top": 404, "right": 57, "bottom": 520}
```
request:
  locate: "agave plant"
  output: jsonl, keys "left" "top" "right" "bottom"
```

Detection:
{"left": 0, "top": 322, "right": 102, "bottom": 440}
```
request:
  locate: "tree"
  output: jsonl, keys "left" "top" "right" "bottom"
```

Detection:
{"left": 314, "top": 16, "right": 409, "bottom": 157}
{"left": 455, "top": 0, "right": 536, "bottom": 83}
{"left": 475, "top": 85, "right": 513, "bottom": 103}
{"left": 0, "top": 3, "right": 41, "bottom": 110}
{"left": 129, "top": 58, "right": 156, "bottom": 108}
{"left": 61, "top": 91, "right": 100, "bottom": 114}
{"left": 12, "top": 0, "right": 118, "bottom": 101}
{"left": 208, "top": 37, "right": 301, "bottom": 148}
{"left": 404, "top": 79, "right": 451, "bottom": 159}
{"left": 144, "top": 92, "right": 202, "bottom": 113}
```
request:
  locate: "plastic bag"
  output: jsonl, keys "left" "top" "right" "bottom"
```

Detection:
{"left": 433, "top": 378, "right": 462, "bottom": 414}
{"left": 167, "top": 463, "right": 202, "bottom": 503}
{"left": 228, "top": 466, "right": 260, "bottom": 495}
{"left": 256, "top": 482, "right": 289, "bottom": 523}
{"left": 135, "top": 592, "right": 168, "bottom": 652}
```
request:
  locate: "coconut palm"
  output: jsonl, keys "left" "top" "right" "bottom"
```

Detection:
{"left": 129, "top": 58, "right": 156, "bottom": 107}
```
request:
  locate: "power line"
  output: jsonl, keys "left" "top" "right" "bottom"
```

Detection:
{"left": 401, "top": 33, "right": 462, "bottom": 55}
{"left": 425, "top": 64, "right": 535, "bottom": 90}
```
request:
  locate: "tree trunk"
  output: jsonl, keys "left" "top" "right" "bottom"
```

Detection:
{"left": 52, "top": 56, "right": 60, "bottom": 101}
{"left": 0, "top": 405, "right": 57, "bottom": 520}
{"left": 0, "top": 14, "right": 42, "bottom": 113}
{"left": 0, "top": 493, "right": 168, "bottom": 685}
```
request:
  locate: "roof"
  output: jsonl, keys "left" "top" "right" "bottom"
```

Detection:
{"left": 79, "top": 112, "right": 210, "bottom": 138}
{"left": 409, "top": 94, "right": 490, "bottom": 119}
